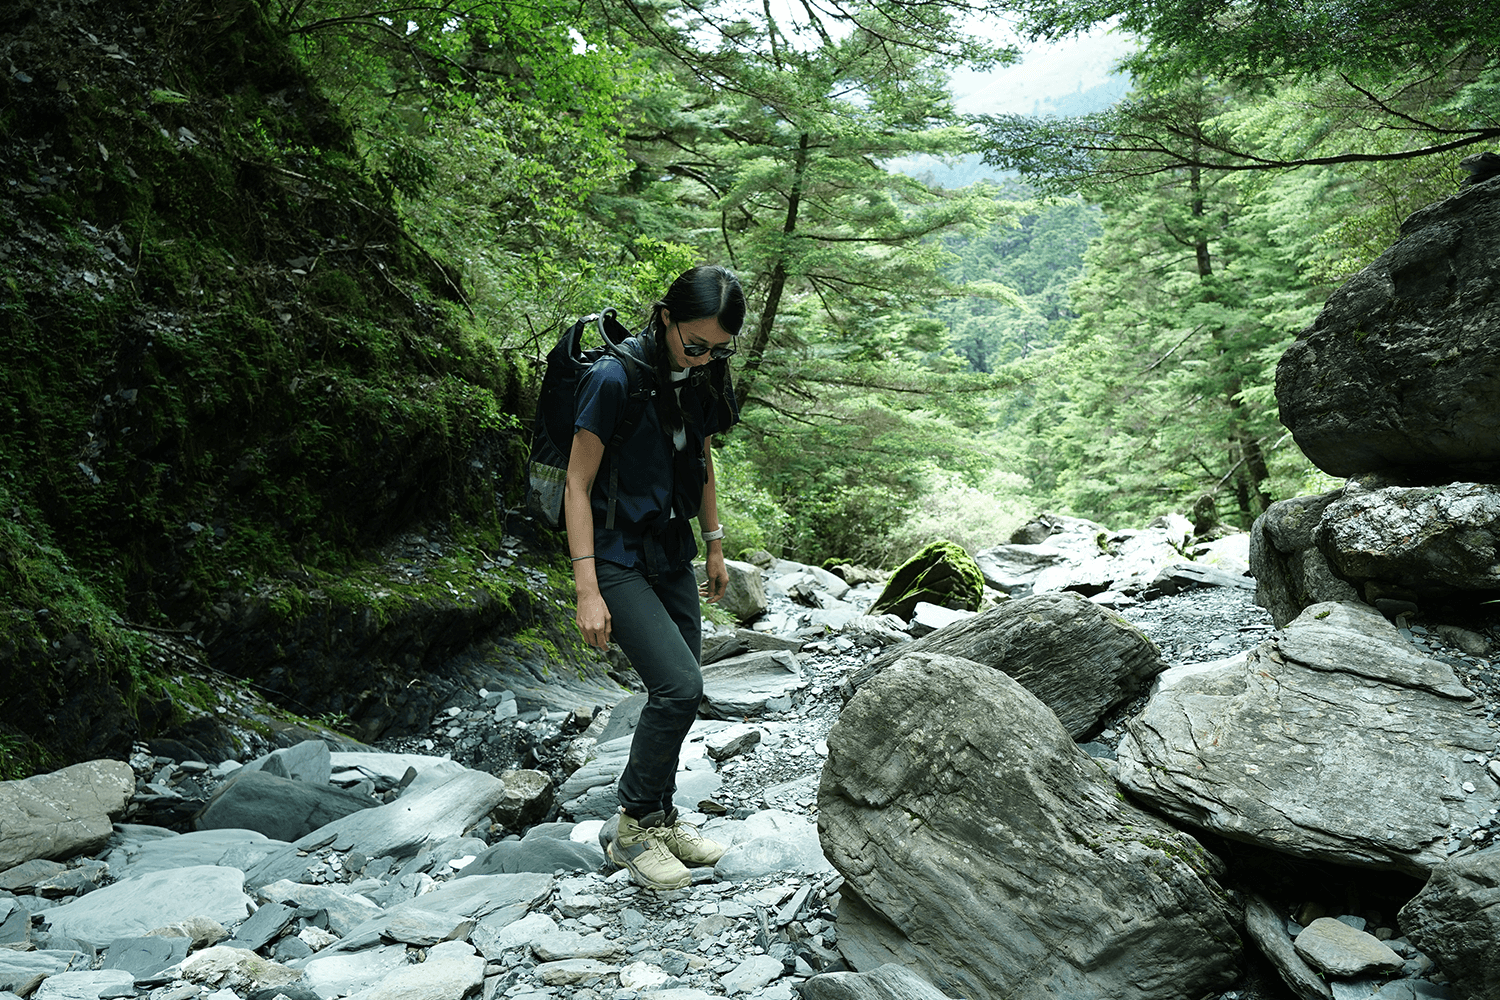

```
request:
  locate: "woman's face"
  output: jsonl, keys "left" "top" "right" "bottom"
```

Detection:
{"left": 661, "top": 309, "right": 735, "bottom": 372}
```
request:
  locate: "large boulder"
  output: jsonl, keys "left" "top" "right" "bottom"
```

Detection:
{"left": 819, "top": 650, "right": 1242, "bottom": 1000}
{"left": 1318, "top": 481, "right": 1500, "bottom": 601}
{"left": 1250, "top": 492, "right": 1359, "bottom": 627}
{"left": 290, "top": 762, "right": 507, "bottom": 860}
{"left": 867, "top": 541, "right": 983, "bottom": 621}
{"left": 0, "top": 759, "right": 135, "bottom": 870}
{"left": 1251, "top": 482, "right": 1500, "bottom": 625}
{"left": 1275, "top": 176, "right": 1500, "bottom": 479}
{"left": 1399, "top": 849, "right": 1500, "bottom": 1000}
{"left": 1116, "top": 602, "right": 1499, "bottom": 876}
{"left": 694, "top": 557, "right": 768, "bottom": 624}
{"left": 195, "top": 768, "right": 377, "bottom": 842}
{"left": 842, "top": 592, "right": 1163, "bottom": 740}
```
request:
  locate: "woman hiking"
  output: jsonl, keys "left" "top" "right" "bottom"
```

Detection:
{"left": 565, "top": 264, "right": 744, "bottom": 890}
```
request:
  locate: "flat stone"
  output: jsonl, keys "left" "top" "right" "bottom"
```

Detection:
{"left": 176, "top": 946, "right": 303, "bottom": 992}
{"left": 531, "top": 929, "right": 624, "bottom": 962}
{"left": 42, "top": 866, "right": 252, "bottom": 950}
{"left": 100, "top": 936, "right": 190, "bottom": 983}
{"left": 714, "top": 812, "right": 832, "bottom": 881}
{"left": 0, "top": 760, "right": 135, "bottom": 870}
{"left": 31, "top": 969, "right": 135, "bottom": 1000}
{"left": 224, "top": 901, "right": 297, "bottom": 951}
{"left": 380, "top": 908, "right": 474, "bottom": 946}
{"left": 301, "top": 942, "right": 408, "bottom": 998}
{"left": 197, "top": 769, "right": 377, "bottom": 843}
{"left": 0, "top": 952, "right": 89, "bottom": 995}
{"left": 471, "top": 912, "right": 557, "bottom": 962}
{"left": 459, "top": 837, "right": 602, "bottom": 877}
{"left": 722, "top": 954, "right": 783, "bottom": 994}
{"left": 1294, "top": 918, "right": 1404, "bottom": 977}
{"left": 700, "top": 650, "right": 807, "bottom": 719}
{"left": 257, "top": 880, "right": 385, "bottom": 936}
{"left": 535, "top": 959, "right": 619, "bottom": 986}
{"left": 360, "top": 940, "right": 484, "bottom": 1000}
{"left": 103, "top": 828, "right": 289, "bottom": 880}
{"left": 292, "top": 765, "right": 506, "bottom": 861}
{"left": 242, "top": 740, "right": 332, "bottom": 785}
{"left": 0, "top": 859, "right": 67, "bottom": 892}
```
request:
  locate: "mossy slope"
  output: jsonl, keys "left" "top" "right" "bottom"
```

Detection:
{"left": 0, "top": 0, "right": 565, "bottom": 774}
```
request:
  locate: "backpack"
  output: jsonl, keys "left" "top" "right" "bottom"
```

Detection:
{"left": 526, "top": 308, "right": 656, "bottom": 530}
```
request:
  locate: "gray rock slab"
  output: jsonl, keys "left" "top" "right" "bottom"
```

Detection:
{"left": 0, "top": 951, "right": 89, "bottom": 994}
{"left": 198, "top": 769, "right": 377, "bottom": 842}
{"left": 0, "top": 858, "right": 67, "bottom": 892}
{"left": 1399, "top": 848, "right": 1500, "bottom": 1000}
{"left": 101, "top": 936, "right": 190, "bottom": 983}
{"left": 224, "top": 901, "right": 297, "bottom": 951}
{"left": 358, "top": 939, "right": 484, "bottom": 1000}
{"left": 820, "top": 650, "right": 1241, "bottom": 1000}
{"left": 1150, "top": 561, "right": 1255, "bottom": 594}
{"left": 1243, "top": 896, "right": 1331, "bottom": 1000}
{"left": 379, "top": 908, "right": 474, "bottom": 947}
{"left": 846, "top": 591, "right": 1164, "bottom": 740}
{"left": 722, "top": 954, "right": 783, "bottom": 994}
{"left": 31, "top": 969, "right": 135, "bottom": 1000}
{"left": 701, "top": 649, "right": 806, "bottom": 719}
{"left": 471, "top": 912, "right": 556, "bottom": 961}
{"left": 694, "top": 558, "right": 768, "bottom": 624}
{"left": 243, "top": 740, "right": 332, "bottom": 785}
{"left": 714, "top": 812, "right": 833, "bottom": 881}
{"left": 702, "top": 630, "right": 803, "bottom": 666}
{"left": 535, "top": 959, "right": 619, "bottom": 986}
{"left": 798, "top": 964, "right": 955, "bottom": 1000}
{"left": 705, "top": 724, "right": 763, "bottom": 761}
{"left": 103, "top": 827, "right": 291, "bottom": 880}
{"left": 258, "top": 880, "right": 385, "bottom": 936}
{"left": 327, "top": 753, "right": 454, "bottom": 785}
{"left": 459, "top": 838, "right": 603, "bottom": 877}
{"left": 302, "top": 942, "right": 408, "bottom": 999}
{"left": 1293, "top": 918, "right": 1403, "bottom": 977}
{"left": 1116, "top": 602, "right": 1500, "bottom": 875}
{"left": 0, "top": 759, "right": 135, "bottom": 870}
{"left": 176, "top": 945, "right": 304, "bottom": 991}
{"left": 292, "top": 765, "right": 506, "bottom": 860}
{"left": 531, "top": 929, "right": 625, "bottom": 962}
{"left": 1277, "top": 602, "right": 1474, "bottom": 698}
{"left": 329, "top": 873, "right": 554, "bottom": 955}
{"left": 42, "top": 865, "right": 252, "bottom": 950}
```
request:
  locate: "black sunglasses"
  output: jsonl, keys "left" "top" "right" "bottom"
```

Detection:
{"left": 675, "top": 323, "right": 737, "bottom": 360}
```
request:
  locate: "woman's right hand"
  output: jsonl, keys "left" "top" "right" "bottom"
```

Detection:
{"left": 575, "top": 591, "right": 612, "bottom": 651}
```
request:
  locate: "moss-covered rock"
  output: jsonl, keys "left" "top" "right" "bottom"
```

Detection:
{"left": 867, "top": 540, "right": 984, "bottom": 622}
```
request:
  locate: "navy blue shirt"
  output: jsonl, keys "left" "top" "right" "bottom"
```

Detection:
{"left": 573, "top": 334, "right": 738, "bottom": 571}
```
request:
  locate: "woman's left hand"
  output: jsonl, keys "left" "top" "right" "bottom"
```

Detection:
{"left": 701, "top": 549, "right": 729, "bottom": 604}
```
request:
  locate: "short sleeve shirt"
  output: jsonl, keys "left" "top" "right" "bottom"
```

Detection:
{"left": 573, "top": 335, "right": 739, "bottom": 570}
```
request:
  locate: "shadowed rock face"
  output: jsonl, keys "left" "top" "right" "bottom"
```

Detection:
{"left": 1275, "top": 177, "right": 1500, "bottom": 481}
{"left": 819, "top": 649, "right": 1242, "bottom": 1000}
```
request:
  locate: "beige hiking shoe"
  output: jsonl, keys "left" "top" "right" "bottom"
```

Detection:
{"left": 603, "top": 809, "right": 691, "bottom": 891}
{"left": 659, "top": 808, "right": 726, "bottom": 866}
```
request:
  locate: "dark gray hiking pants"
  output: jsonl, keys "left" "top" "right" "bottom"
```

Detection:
{"left": 596, "top": 559, "right": 702, "bottom": 819}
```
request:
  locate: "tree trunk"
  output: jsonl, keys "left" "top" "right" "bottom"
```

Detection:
{"left": 1188, "top": 146, "right": 1272, "bottom": 519}
{"left": 735, "top": 131, "right": 809, "bottom": 411}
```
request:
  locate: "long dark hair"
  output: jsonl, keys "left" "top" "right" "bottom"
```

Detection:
{"left": 645, "top": 265, "right": 744, "bottom": 437}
